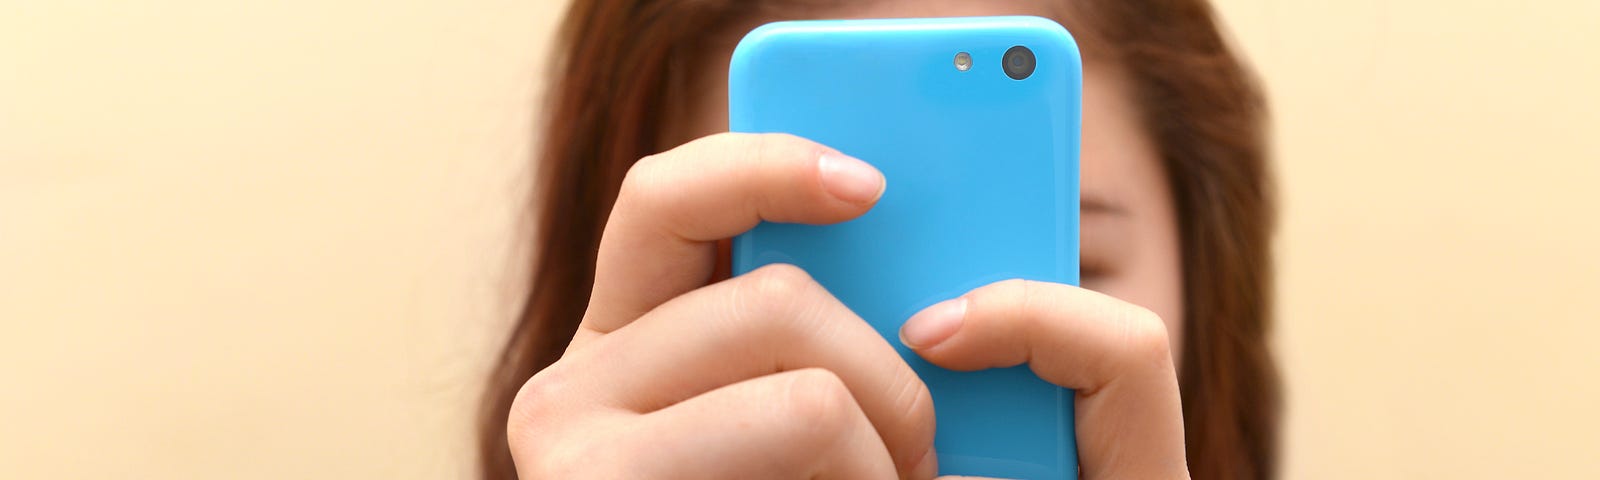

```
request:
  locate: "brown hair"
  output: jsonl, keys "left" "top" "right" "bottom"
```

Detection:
{"left": 479, "top": 1, "right": 1278, "bottom": 479}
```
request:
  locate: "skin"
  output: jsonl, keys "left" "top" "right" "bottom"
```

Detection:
{"left": 509, "top": 1, "right": 1189, "bottom": 478}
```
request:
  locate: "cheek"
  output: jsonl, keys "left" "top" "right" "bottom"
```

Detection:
{"left": 1085, "top": 246, "right": 1185, "bottom": 359}
{"left": 1078, "top": 70, "right": 1186, "bottom": 359}
{"left": 1109, "top": 180, "right": 1185, "bottom": 359}
{"left": 1077, "top": 179, "right": 1186, "bottom": 358}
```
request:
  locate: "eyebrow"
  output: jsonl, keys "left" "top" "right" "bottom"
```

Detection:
{"left": 1082, "top": 194, "right": 1128, "bottom": 216}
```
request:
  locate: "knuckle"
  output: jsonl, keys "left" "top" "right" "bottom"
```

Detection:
{"left": 887, "top": 366, "right": 937, "bottom": 457}
{"left": 506, "top": 367, "right": 570, "bottom": 449}
{"left": 749, "top": 262, "right": 814, "bottom": 291}
{"left": 749, "top": 133, "right": 828, "bottom": 176}
{"left": 508, "top": 368, "right": 632, "bottom": 478}
{"left": 993, "top": 278, "right": 1032, "bottom": 291}
{"left": 515, "top": 438, "right": 623, "bottom": 479}
{"left": 988, "top": 278, "right": 1033, "bottom": 304}
{"left": 733, "top": 264, "right": 838, "bottom": 340}
{"left": 983, "top": 278, "right": 1038, "bottom": 320}
{"left": 1116, "top": 305, "right": 1174, "bottom": 367}
{"left": 895, "top": 368, "right": 936, "bottom": 429}
{"left": 617, "top": 153, "right": 667, "bottom": 208}
{"left": 736, "top": 263, "right": 818, "bottom": 316}
{"left": 780, "top": 368, "right": 859, "bottom": 445}
{"left": 752, "top": 132, "right": 819, "bottom": 158}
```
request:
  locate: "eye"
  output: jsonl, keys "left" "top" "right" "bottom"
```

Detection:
{"left": 1080, "top": 271, "right": 1109, "bottom": 292}
{"left": 1080, "top": 257, "right": 1113, "bottom": 283}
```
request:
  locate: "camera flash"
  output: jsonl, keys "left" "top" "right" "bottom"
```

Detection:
{"left": 954, "top": 52, "right": 972, "bottom": 71}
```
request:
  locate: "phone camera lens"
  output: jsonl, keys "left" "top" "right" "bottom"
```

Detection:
{"left": 1002, "top": 45, "right": 1035, "bottom": 80}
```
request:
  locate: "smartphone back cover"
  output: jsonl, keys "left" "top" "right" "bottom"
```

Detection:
{"left": 729, "top": 16, "right": 1082, "bottom": 478}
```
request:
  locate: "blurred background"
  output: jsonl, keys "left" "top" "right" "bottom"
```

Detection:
{"left": 3, "top": 0, "right": 1597, "bottom": 478}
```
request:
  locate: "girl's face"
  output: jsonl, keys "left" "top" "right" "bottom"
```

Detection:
{"left": 668, "top": 0, "right": 1186, "bottom": 354}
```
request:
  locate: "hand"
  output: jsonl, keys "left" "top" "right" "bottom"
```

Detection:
{"left": 900, "top": 280, "right": 1190, "bottom": 479}
{"left": 507, "top": 133, "right": 938, "bottom": 479}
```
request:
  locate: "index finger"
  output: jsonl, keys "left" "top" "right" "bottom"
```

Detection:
{"left": 555, "top": 265, "right": 937, "bottom": 477}
{"left": 902, "top": 280, "right": 1189, "bottom": 479}
{"left": 572, "top": 132, "right": 885, "bottom": 350}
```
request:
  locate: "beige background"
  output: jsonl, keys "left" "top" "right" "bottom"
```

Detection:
{"left": 3, "top": 0, "right": 1598, "bottom": 478}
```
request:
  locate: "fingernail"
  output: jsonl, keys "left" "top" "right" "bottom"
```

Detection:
{"left": 900, "top": 298, "right": 967, "bottom": 349}
{"left": 818, "top": 151, "right": 885, "bottom": 204}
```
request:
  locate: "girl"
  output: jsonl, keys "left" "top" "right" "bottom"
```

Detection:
{"left": 483, "top": 0, "right": 1277, "bottom": 478}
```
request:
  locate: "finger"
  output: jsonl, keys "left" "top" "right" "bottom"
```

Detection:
{"left": 573, "top": 132, "right": 885, "bottom": 350}
{"left": 899, "top": 279, "right": 1188, "bottom": 479}
{"left": 558, "top": 264, "right": 936, "bottom": 477}
{"left": 628, "top": 368, "right": 898, "bottom": 479}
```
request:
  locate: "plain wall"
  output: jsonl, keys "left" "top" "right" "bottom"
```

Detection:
{"left": 3, "top": 1, "right": 563, "bottom": 477}
{"left": 4, "top": 0, "right": 1598, "bottom": 478}
{"left": 1218, "top": 1, "right": 1600, "bottom": 477}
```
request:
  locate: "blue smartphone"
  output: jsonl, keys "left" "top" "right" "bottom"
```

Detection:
{"left": 729, "top": 16, "right": 1082, "bottom": 478}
